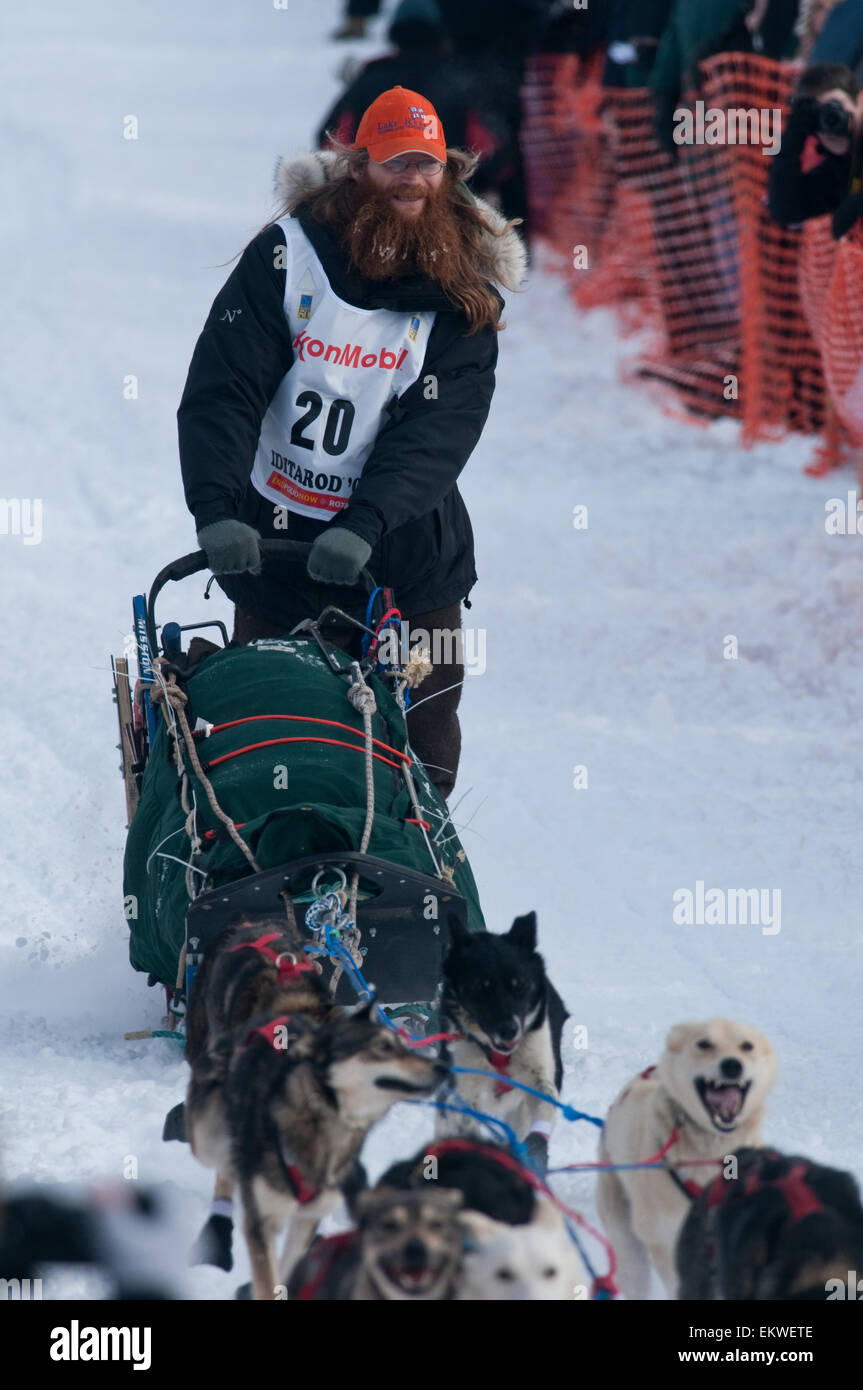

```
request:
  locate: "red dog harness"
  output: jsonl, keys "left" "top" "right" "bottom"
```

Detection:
{"left": 245, "top": 1013, "right": 294, "bottom": 1050}
{"left": 705, "top": 1155, "right": 823, "bottom": 1222}
{"left": 243, "top": 1012, "right": 320, "bottom": 1205}
{"left": 294, "top": 1231, "right": 358, "bottom": 1301}
{"left": 617, "top": 1066, "right": 705, "bottom": 1200}
{"left": 700, "top": 1153, "right": 824, "bottom": 1290}
{"left": 227, "top": 930, "right": 318, "bottom": 985}
{"left": 617, "top": 1063, "right": 658, "bottom": 1103}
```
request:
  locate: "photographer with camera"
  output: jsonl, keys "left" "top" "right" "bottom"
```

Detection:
{"left": 768, "top": 62, "right": 863, "bottom": 239}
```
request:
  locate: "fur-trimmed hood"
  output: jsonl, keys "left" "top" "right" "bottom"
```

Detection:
{"left": 272, "top": 150, "right": 528, "bottom": 291}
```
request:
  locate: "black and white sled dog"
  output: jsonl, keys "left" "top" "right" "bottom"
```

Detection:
{"left": 188, "top": 1000, "right": 446, "bottom": 1300}
{"left": 436, "top": 913, "right": 569, "bottom": 1168}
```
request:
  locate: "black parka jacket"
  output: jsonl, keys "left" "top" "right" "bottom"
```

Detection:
{"left": 177, "top": 160, "right": 525, "bottom": 622}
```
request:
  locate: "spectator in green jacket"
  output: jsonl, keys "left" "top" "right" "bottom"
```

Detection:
{"left": 650, "top": 0, "right": 800, "bottom": 154}
{"left": 603, "top": 0, "right": 675, "bottom": 89}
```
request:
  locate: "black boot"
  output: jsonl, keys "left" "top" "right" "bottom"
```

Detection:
{"left": 523, "top": 1131, "right": 549, "bottom": 1175}
{"left": 332, "top": 16, "right": 366, "bottom": 39}
{"left": 190, "top": 1214, "right": 233, "bottom": 1271}
{"left": 162, "top": 1102, "right": 187, "bottom": 1142}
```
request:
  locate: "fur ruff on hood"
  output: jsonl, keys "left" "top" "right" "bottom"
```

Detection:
{"left": 272, "top": 150, "right": 528, "bottom": 291}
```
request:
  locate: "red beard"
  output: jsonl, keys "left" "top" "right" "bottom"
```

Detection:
{"left": 340, "top": 174, "right": 464, "bottom": 282}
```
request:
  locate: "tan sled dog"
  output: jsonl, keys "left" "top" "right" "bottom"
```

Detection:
{"left": 597, "top": 1019, "right": 777, "bottom": 1299}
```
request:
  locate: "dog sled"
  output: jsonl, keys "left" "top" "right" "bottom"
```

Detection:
{"left": 114, "top": 540, "right": 484, "bottom": 1026}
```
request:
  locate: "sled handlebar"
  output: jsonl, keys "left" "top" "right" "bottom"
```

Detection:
{"left": 145, "top": 540, "right": 378, "bottom": 660}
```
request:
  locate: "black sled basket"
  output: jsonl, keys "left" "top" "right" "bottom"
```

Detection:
{"left": 185, "top": 852, "right": 465, "bottom": 1005}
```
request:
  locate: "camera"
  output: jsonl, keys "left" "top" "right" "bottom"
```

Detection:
{"left": 818, "top": 99, "right": 853, "bottom": 138}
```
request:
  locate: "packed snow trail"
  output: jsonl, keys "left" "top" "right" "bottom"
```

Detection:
{"left": 1, "top": 0, "right": 861, "bottom": 1296}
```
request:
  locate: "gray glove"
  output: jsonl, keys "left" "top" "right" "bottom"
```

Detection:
{"left": 196, "top": 519, "right": 261, "bottom": 575}
{"left": 307, "top": 526, "right": 372, "bottom": 585}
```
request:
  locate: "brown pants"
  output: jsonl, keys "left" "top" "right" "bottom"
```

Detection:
{"left": 232, "top": 602, "right": 464, "bottom": 799}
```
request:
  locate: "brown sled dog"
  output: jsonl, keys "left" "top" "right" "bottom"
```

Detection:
{"left": 287, "top": 1187, "right": 466, "bottom": 1301}
{"left": 178, "top": 908, "right": 446, "bottom": 1295}
{"left": 192, "top": 1001, "right": 446, "bottom": 1298}
{"left": 178, "top": 907, "right": 333, "bottom": 1272}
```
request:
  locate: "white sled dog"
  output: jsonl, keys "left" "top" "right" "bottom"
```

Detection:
{"left": 596, "top": 1018, "right": 777, "bottom": 1299}
{"left": 458, "top": 1198, "right": 588, "bottom": 1301}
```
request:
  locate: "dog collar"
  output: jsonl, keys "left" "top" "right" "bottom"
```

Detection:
{"left": 463, "top": 1029, "right": 516, "bottom": 1097}
{"left": 484, "top": 1048, "right": 514, "bottom": 1097}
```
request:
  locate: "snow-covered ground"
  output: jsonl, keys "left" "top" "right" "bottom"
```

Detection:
{"left": 2, "top": 0, "right": 861, "bottom": 1298}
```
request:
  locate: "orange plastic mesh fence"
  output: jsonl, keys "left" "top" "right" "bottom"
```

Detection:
{"left": 521, "top": 50, "right": 860, "bottom": 461}
{"left": 808, "top": 223, "right": 863, "bottom": 449}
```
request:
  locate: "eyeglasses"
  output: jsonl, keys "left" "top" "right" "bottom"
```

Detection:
{"left": 379, "top": 155, "right": 445, "bottom": 177}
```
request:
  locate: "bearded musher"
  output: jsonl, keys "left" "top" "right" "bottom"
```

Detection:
{"left": 178, "top": 87, "right": 525, "bottom": 797}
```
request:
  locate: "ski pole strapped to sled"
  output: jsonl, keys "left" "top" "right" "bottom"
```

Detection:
{"left": 116, "top": 541, "right": 485, "bottom": 1011}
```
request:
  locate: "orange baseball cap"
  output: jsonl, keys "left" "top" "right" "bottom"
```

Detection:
{"left": 353, "top": 86, "right": 446, "bottom": 164}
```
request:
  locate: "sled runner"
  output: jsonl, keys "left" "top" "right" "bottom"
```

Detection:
{"left": 116, "top": 541, "right": 484, "bottom": 1015}
{"left": 111, "top": 655, "right": 140, "bottom": 826}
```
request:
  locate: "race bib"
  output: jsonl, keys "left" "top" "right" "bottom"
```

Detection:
{"left": 251, "top": 219, "right": 435, "bottom": 520}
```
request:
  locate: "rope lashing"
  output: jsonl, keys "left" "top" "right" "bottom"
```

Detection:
{"left": 413, "top": 1094, "right": 525, "bottom": 1157}
{"left": 345, "top": 662, "right": 377, "bottom": 952}
{"left": 122, "top": 1028, "right": 185, "bottom": 1044}
{"left": 193, "top": 713, "right": 410, "bottom": 765}
{"left": 399, "top": 755, "right": 444, "bottom": 879}
{"left": 448, "top": 1066, "right": 604, "bottom": 1127}
{"left": 201, "top": 735, "right": 408, "bottom": 774}
{"left": 396, "top": 644, "right": 433, "bottom": 704}
{"left": 368, "top": 605, "right": 402, "bottom": 655}
{"left": 362, "top": 589, "right": 404, "bottom": 666}
{"left": 401, "top": 1030, "right": 460, "bottom": 1048}
{"left": 144, "top": 660, "right": 202, "bottom": 896}
{"left": 148, "top": 662, "right": 261, "bottom": 876}
{"left": 550, "top": 1128, "right": 682, "bottom": 1174}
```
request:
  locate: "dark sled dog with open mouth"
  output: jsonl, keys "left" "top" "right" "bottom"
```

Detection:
{"left": 597, "top": 1019, "right": 777, "bottom": 1299}
{"left": 287, "top": 1186, "right": 466, "bottom": 1300}
{"left": 187, "top": 999, "right": 447, "bottom": 1299}
{"left": 676, "top": 1146, "right": 863, "bottom": 1300}
{"left": 436, "top": 913, "right": 568, "bottom": 1168}
{"left": 164, "top": 908, "right": 333, "bottom": 1272}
